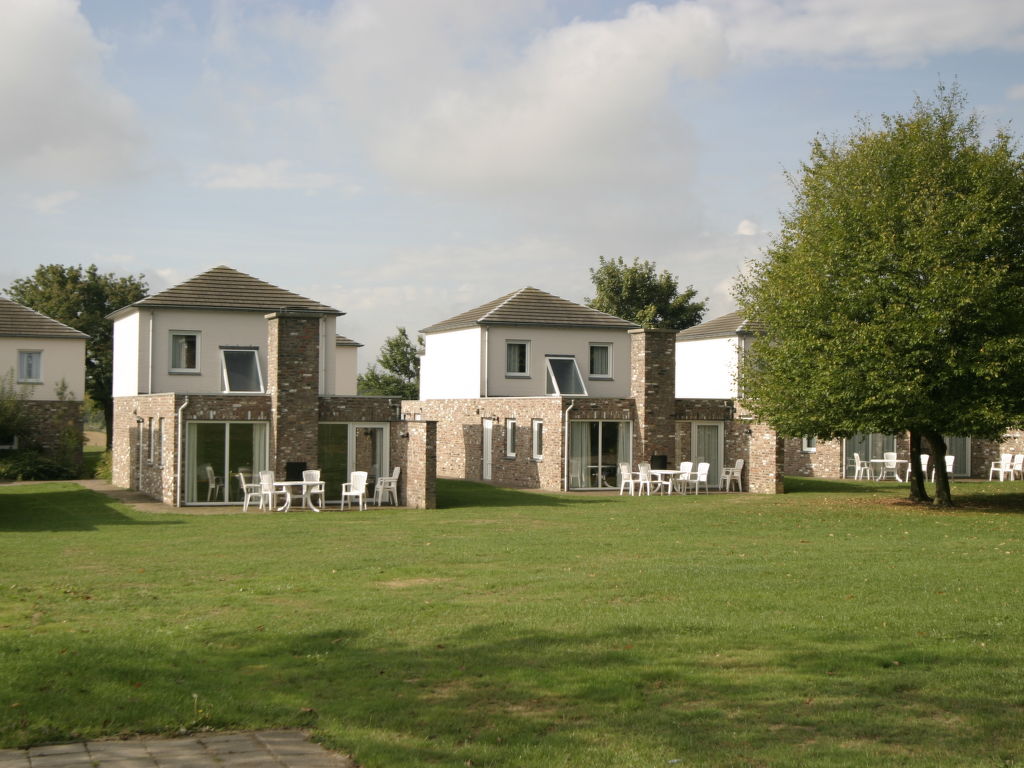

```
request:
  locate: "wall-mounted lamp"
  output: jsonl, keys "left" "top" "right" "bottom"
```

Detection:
{"left": 744, "top": 428, "right": 753, "bottom": 436}
{"left": 399, "top": 431, "right": 410, "bottom": 439}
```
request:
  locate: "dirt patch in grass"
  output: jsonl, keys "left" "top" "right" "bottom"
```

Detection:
{"left": 378, "top": 577, "right": 452, "bottom": 589}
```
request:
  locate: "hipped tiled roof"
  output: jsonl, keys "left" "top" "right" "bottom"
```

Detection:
{"left": 421, "top": 287, "right": 638, "bottom": 334}
{"left": 0, "top": 296, "right": 89, "bottom": 340}
{"left": 675, "top": 310, "right": 761, "bottom": 341}
{"left": 109, "top": 265, "right": 342, "bottom": 318}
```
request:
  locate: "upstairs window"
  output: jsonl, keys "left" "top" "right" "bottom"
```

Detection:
{"left": 506, "top": 341, "right": 529, "bottom": 377}
{"left": 545, "top": 356, "right": 587, "bottom": 396}
{"left": 221, "top": 348, "right": 264, "bottom": 393}
{"left": 17, "top": 350, "right": 42, "bottom": 383}
{"left": 170, "top": 332, "right": 200, "bottom": 372}
{"left": 589, "top": 343, "right": 611, "bottom": 378}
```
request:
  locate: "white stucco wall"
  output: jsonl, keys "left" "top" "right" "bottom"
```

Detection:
{"left": 486, "top": 326, "right": 632, "bottom": 398}
{"left": 0, "top": 336, "right": 86, "bottom": 400}
{"left": 112, "top": 311, "right": 142, "bottom": 397}
{"left": 419, "top": 327, "right": 483, "bottom": 399}
{"left": 675, "top": 337, "right": 740, "bottom": 398}
{"left": 334, "top": 345, "right": 358, "bottom": 396}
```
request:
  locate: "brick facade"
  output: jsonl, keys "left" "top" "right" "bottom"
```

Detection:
{"left": 630, "top": 329, "right": 677, "bottom": 465}
{"left": 783, "top": 438, "right": 843, "bottom": 477}
{"left": 267, "top": 312, "right": 321, "bottom": 476}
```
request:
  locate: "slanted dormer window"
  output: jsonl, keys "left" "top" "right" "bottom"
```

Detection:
{"left": 170, "top": 332, "right": 200, "bottom": 373}
{"left": 545, "top": 356, "right": 587, "bottom": 396}
{"left": 221, "top": 347, "right": 264, "bottom": 393}
{"left": 506, "top": 340, "right": 529, "bottom": 377}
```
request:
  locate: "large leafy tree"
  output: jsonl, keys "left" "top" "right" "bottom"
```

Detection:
{"left": 7, "top": 264, "right": 148, "bottom": 449}
{"left": 586, "top": 256, "right": 706, "bottom": 329}
{"left": 734, "top": 85, "right": 1024, "bottom": 507}
{"left": 357, "top": 327, "right": 423, "bottom": 400}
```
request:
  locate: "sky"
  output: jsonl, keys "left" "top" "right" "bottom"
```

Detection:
{"left": 4, "top": 0, "right": 1024, "bottom": 367}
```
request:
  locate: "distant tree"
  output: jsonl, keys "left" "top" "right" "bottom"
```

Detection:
{"left": 734, "top": 85, "right": 1024, "bottom": 507}
{"left": 7, "top": 264, "right": 148, "bottom": 449}
{"left": 586, "top": 256, "right": 706, "bottom": 329}
{"left": 357, "top": 327, "right": 423, "bottom": 400}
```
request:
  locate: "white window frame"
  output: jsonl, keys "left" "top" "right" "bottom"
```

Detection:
{"left": 220, "top": 348, "right": 265, "bottom": 393}
{"left": 505, "top": 340, "right": 530, "bottom": 378}
{"left": 802, "top": 436, "right": 817, "bottom": 453}
{"left": 17, "top": 350, "right": 42, "bottom": 384}
{"left": 169, "top": 331, "right": 201, "bottom": 373}
{"left": 147, "top": 417, "right": 155, "bottom": 463}
{"left": 505, "top": 418, "right": 517, "bottom": 458}
{"left": 0, "top": 434, "right": 18, "bottom": 450}
{"left": 545, "top": 356, "right": 587, "bottom": 396}
{"left": 588, "top": 343, "right": 612, "bottom": 379}
{"left": 156, "top": 417, "right": 164, "bottom": 467}
{"left": 532, "top": 419, "right": 544, "bottom": 461}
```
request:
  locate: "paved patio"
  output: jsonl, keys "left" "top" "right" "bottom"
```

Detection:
{"left": 0, "top": 731, "right": 355, "bottom": 768}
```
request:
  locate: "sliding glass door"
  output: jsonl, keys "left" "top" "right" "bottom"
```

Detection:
{"left": 568, "top": 420, "right": 632, "bottom": 490}
{"left": 187, "top": 422, "right": 268, "bottom": 504}
{"left": 318, "top": 422, "right": 389, "bottom": 501}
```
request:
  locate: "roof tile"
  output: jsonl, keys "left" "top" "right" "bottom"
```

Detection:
{"left": 0, "top": 297, "right": 89, "bottom": 340}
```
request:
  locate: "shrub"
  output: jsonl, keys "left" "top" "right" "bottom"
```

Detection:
{"left": 92, "top": 451, "right": 112, "bottom": 481}
{"left": 0, "top": 450, "right": 77, "bottom": 481}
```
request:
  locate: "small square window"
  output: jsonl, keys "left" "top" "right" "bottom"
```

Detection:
{"left": 532, "top": 419, "right": 544, "bottom": 460}
{"left": 505, "top": 419, "right": 517, "bottom": 458}
{"left": 589, "top": 343, "right": 611, "bottom": 378}
{"left": 221, "top": 349, "right": 264, "bottom": 393}
{"left": 170, "top": 332, "right": 199, "bottom": 372}
{"left": 802, "top": 436, "right": 817, "bottom": 453}
{"left": 506, "top": 341, "right": 529, "bottom": 377}
{"left": 17, "top": 351, "right": 42, "bottom": 383}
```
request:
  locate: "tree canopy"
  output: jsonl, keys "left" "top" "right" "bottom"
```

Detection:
{"left": 357, "top": 327, "right": 422, "bottom": 400}
{"left": 6, "top": 264, "right": 148, "bottom": 449}
{"left": 586, "top": 256, "right": 706, "bottom": 330}
{"left": 734, "top": 85, "right": 1024, "bottom": 506}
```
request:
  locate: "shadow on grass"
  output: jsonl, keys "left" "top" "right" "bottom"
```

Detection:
{"left": 784, "top": 476, "right": 895, "bottom": 494}
{"left": 2, "top": 622, "right": 1020, "bottom": 764}
{"left": 785, "top": 476, "right": 1024, "bottom": 513}
{"left": 437, "top": 479, "right": 615, "bottom": 510}
{"left": 0, "top": 485, "right": 181, "bottom": 532}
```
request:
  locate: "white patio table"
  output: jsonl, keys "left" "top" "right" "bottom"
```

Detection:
{"left": 650, "top": 468, "right": 685, "bottom": 494}
{"left": 273, "top": 480, "right": 323, "bottom": 512}
{"left": 869, "top": 458, "right": 909, "bottom": 482}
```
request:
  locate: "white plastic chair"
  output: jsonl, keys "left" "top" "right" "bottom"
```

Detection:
{"left": 258, "top": 470, "right": 288, "bottom": 510}
{"left": 374, "top": 466, "right": 401, "bottom": 506}
{"left": 203, "top": 463, "right": 223, "bottom": 502}
{"left": 931, "top": 455, "right": 955, "bottom": 481}
{"left": 618, "top": 462, "right": 637, "bottom": 496}
{"left": 636, "top": 462, "right": 653, "bottom": 496}
{"left": 341, "top": 471, "right": 368, "bottom": 510}
{"left": 912, "top": 454, "right": 929, "bottom": 480}
{"left": 680, "top": 462, "right": 710, "bottom": 494}
{"left": 237, "top": 471, "right": 262, "bottom": 512}
{"left": 1011, "top": 454, "right": 1024, "bottom": 481}
{"left": 852, "top": 452, "right": 871, "bottom": 480}
{"left": 673, "top": 461, "right": 694, "bottom": 493}
{"left": 720, "top": 459, "right": 744, "bottom": 492}
{"left": 876, "top": 452, "right": 901, "bottom": 481}
{"left": 989, "top": 453, "right": 1013, "bottom": 481}
{"left": 302, "top": 469, "right": 326, "bottom": 510}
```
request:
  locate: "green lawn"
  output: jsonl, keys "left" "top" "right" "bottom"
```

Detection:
{"left": 1, "top": 478, "right": 1023, "bottom": 767}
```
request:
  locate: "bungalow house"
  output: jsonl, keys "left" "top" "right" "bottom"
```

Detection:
{"left": 406, "top": 288, "right": 784, "bottom": 493}
{"left": 676, "top": 310, "right": 1023, "bottom": 479}
{"left": 110, "top": 266, "right": 435, "bottom": 507}
{"left": 0, "top": 296, "right": 87, "bottom": 465}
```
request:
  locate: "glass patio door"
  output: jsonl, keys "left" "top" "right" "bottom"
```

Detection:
{"left": 319, "top": 422, "right": 389, "bottom": 501}
{"left": 187, "top": 422, "right": 268, "bottom": 504}
{"left": 692, "top": 422, "right": 724, "bottom": 486}
{"left": 568, "top": 420, "right": 632, "bottom": 490}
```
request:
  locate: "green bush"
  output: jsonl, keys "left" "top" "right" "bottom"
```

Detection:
{"left": 0, "top": 450, "right": 77, "bottom": 481}
{"left": 92, "top": 450, "right": 112, "bottom": 481}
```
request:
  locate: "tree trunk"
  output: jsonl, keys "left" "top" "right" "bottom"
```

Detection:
{"left": 907, "top": 430, "right": 932, "bottom": 503}
{"left": 103, "top": 398, "right": 114, "bottom": 451}
{"left": 923, "top": 431, "right": 954, "bottom": 507}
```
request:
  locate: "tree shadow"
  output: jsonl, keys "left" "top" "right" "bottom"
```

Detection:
{"left": 785, "top": 477, "right": 899, "bottom": 494}
{"left": 0, "top": 484, "right": 182, "bottom": 532}
{"left": 437, "top": 479, "right": 615, "bottom": 510}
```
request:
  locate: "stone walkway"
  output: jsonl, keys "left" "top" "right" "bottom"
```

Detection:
{"left": 0, "top": 731, "right": 355, "bottom": 768}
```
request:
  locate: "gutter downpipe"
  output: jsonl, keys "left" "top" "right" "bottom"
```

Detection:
{"left": 562, "top": 399, "right": 575, "bottom": 492}
{"left": 482, "top": 327, "right": 489, "bottom": 397}
{"left": 175, "top": 396, "right": 189, "bottom": 507}
{"left": 147, "top": 311, "right": 154, "bottom": 394}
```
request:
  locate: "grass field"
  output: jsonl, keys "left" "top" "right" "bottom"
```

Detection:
{"left": 1, "top": 478, "right": 1022, "bottom": 766}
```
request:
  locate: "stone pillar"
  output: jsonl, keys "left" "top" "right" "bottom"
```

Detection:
{"left": 747, "top": 422, "right": 785, "bottom": 494}
{"left": 402, "top": 420, "right": 436, "bottom": 509}
{"left": 629, "top": 328, "right": 677, "bottom": 465}
{"left": 267, "top": 311, "right": 321, "bottom": 476}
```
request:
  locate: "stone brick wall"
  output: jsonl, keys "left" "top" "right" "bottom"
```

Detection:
{"left": 392, "top": 420, "right": 436, "bottom": 509}
{"left": 783, "top": 437, "right": 843, "bottom": 478}
{"left": 748, "top": 423, "right": 784, "bottom": 494}
{"left": 267, "top": 311, "right": 321, "bottom": 476}
{"left": 630, "top": 329, "right": 677, "bottom": 466}
{"left": 19, "top": 400, "right": 83, "bottom": 470}
{"left": 404, "top": 398, "right": 566, "bottom": 490}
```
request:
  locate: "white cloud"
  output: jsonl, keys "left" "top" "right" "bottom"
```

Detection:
{"left": 200, "top": 160, "right": 340, "bottom": 192}
{"left": 28, "top": 190, "right": 78, "bottom": 214}
{"left": 315, "top": 1, "right": 727, "bottom": 195}
{"left": 735, "top": 219, "right": 759, "bottom": 236}
{"left": 0, "top": 0, "right": 142, "bottom": 183}
{"left": 1008, "top": 84, "right": 1024, "bottom": 101}
{"left": 720, "top": 0, "right": 1024, "bottom": 66}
